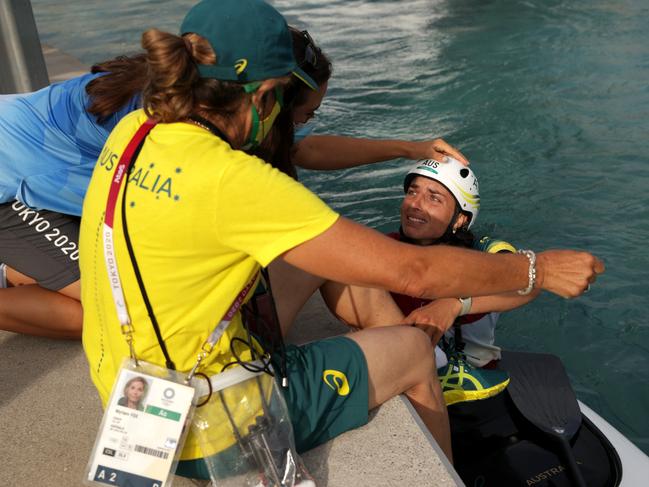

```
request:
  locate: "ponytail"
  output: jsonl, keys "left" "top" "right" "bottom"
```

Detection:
{"left": 90, "top": 28, "right": 296, "bottom": 175}
{"left": 86, "top": 55, "right": 147, "bottom": 123}
{"left": 85, "top": 30, "right": 229, "bottom": 123}
{"left": 141, "top": 29, "right": 201, "bottom": 122}
{"left": 140, "top": 29, "right": 248, "bottom": 123}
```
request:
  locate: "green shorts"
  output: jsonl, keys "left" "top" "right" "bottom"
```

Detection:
{"left": 281, "top": 335, "right": 369, "bottom": 453}
{"left": 176, "top": 335, "right": 369, "bottom": 480}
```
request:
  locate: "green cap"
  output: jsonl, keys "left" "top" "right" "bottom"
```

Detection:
{"left": 180, "top": 0, "right": 317, "bottom": 90}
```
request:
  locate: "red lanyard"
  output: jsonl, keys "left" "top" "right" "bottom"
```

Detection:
{"left": 103, "top": 119, "right": 157, "bottom": 328}
{"left": 102, "top": 119, "right": 257, "bottom": 373}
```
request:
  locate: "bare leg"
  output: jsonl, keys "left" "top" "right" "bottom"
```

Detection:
{"left": 5, "top": 267, "right": 37, "bottom": 286}
{"left": 346, "top": 326, "right": 452, "bottom": 462}
{"left": 267, "top": 258, "right": 326, "bottom": 335}
{"left": 270, "top": 259, "right": 410, "bottom": 334}
{"left": 0, "top": 266, "right": 81, "bottom": 339}
{"left": 320, "top": 281, "right": 404, "bottom": 328}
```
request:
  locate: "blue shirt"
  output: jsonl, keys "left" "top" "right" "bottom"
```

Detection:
{"left": 293, "top": 122, "right": 315, "bottom": 143}
{"left": 0, "top": 73, "right": 140, "bottom": 216}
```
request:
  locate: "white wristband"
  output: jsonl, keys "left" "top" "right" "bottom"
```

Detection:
{"left": 458, "top": 296, "right": 472, "bottom": 316}
{"left": 517, "top": 249, "right": 537, "bottom": 295}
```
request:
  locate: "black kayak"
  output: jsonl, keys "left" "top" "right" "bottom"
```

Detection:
{"left": 448, "top": 350, "right": 648, "bottom": 487}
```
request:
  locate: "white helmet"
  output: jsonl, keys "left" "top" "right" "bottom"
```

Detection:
{"left": 403, "top": 157, "right": 480, "bottom": 229}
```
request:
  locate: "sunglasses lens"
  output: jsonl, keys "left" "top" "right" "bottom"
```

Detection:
{"left": 301, "top": 30, "right": 318, "bottom": 68}
{"left": 304, "top": 45, "right": 317, "bottom": 68}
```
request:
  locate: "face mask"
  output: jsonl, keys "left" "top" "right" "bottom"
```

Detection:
{"left": 242, "top": 87, "right": 283, "bottom": 150}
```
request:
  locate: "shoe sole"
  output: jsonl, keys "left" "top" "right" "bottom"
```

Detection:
{"left": 443, "top": 378, "right": 510, "bottom": 406}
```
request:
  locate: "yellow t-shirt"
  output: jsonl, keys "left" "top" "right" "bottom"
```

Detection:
{"left": 80, "top": 109, "right": 338, "bottom": 459}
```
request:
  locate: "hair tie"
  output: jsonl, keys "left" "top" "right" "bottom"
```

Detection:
{"left": 182, "top": 35, "right": 194, "bottom": 56}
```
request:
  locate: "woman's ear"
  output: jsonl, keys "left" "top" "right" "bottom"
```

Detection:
{"left": 454, "top": 213, "right": 469, "bottom": 231}
{"left": 251, "top": 79, "right": 280, "bottom": 116}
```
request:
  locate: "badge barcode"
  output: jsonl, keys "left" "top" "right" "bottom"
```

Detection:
{"left": 134, "top": 444, "right": 169, "bottom": 460}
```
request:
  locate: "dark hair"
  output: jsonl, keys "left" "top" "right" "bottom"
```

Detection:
{"left": 257, "top": 28, "right": 333, "bottom": 180}
{"left": 86, "top": 54, "right": 147, "bottom": 123}
{"left": 250, "top": 109, "right": 298, "bottom": 178}
{"left": 437, "top": 224, "right": 475, "bottom": 249}
{"left": 437, "top": 202, "right": 476, "bottom": 248}
{"left": 287, "top": 27, "right": 332, "bottom": 107}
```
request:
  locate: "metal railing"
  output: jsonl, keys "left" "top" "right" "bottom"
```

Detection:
{"left": 0, "top": 0, "right": 49, "bottom": 94}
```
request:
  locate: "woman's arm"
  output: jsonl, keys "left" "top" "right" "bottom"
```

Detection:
{"left": 399, "top": 290, "right": 541, "bottom": 341}
{"left": 468, "top": 288, "right": 542, "bottom": 314}
{"left": 292, "top": 135, "right": 468, "bottom": 170}
{"left": 282, "top": 217, "right": 604, "bottom": 301}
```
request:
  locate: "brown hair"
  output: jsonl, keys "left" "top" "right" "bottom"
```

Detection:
{"left": 87, "top": 29, "right": 295, "bottom": 173}
{"left": 259, "top": 28, "right": 333, "bottom": 179}
{"left": 139, "top": 29, "right": 252, "bottom": 124}
{"left": 87, "top": 30, "right": 275, "bottom": 126}
{"left": 288, "top": 28, "right": 332, "bottom": 107}
{"left": 250, "top": 110, "right": 298, "bottom": 179}
{"left": 86, "top": 54, "right": 147, "bottom": 123}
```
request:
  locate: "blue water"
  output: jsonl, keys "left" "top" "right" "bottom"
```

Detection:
{"left": 32, "top": 0, "right": 649, "bottom": 454}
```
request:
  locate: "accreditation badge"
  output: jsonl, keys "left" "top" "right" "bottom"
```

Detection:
{"left": 84, "top": 359, "right": 196, "bottom": 487}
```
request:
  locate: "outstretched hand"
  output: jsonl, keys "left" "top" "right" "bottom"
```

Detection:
{"left": 536, "top": 250, "right": 605, "bottom": 298}
{"left": 400, "top": 298, "right": 462, "bottom": 345}
{"left": 410, "top": 138, "right": 469, "bottom": 165}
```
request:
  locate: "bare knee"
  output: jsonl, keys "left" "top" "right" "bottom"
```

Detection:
{"left": 389, "top": 328, "right": 443, "bottom": 424}
{"left": 393, "top": 327, "right": 435, "bottom": 390}
{"left": 348, "top": 325, "right": 435, "bottom": 407}
{"left": 403, "top": 326, "right": 435, "bottom": 381}
{"left": 402, "top": 326, "right": 434, "bottom": 366}
{"left": 321, "top": 282, "right": 404, "bottom": 329}
{"left": 401, "top": 330, "right": 437, "bottom": 400}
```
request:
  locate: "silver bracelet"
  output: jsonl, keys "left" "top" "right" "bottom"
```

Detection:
{"left": 458, "top": 296, "right": 472, "bottom": 316}
{"left": 517, "top": 249, "right": 536, "bottom": 295}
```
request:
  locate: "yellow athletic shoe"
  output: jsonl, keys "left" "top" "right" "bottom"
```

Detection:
{"left": 437, "top": 354, "right": 510, "bottom": 406}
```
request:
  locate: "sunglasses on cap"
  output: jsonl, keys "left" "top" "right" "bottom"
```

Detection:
{"left": 299, "top": 30, "right": 319, "bottom": 69}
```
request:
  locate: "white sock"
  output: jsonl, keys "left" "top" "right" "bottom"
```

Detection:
{"left": 435, "top": 345, "right": 448, "bottom": 369}
{"left": 0, "top": 263, "right": 7, "bottom": 288}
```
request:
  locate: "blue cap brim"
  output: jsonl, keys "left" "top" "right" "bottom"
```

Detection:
{"left": 292, "top": 66, "right": 318, "bottom": 91}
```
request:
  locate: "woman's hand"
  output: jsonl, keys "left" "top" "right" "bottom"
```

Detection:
{"left": 535, "top": 250, "right": 605, "bottom": 298}
{"left": 407, "top": 138, "right": 469, "bottom": 165}
{"left": 400, "top": 298, "right": 462, "bottom": 344}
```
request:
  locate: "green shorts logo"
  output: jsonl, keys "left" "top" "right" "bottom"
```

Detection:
{"left": 323, "top": 369, "right": 350, "bottom": 396}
